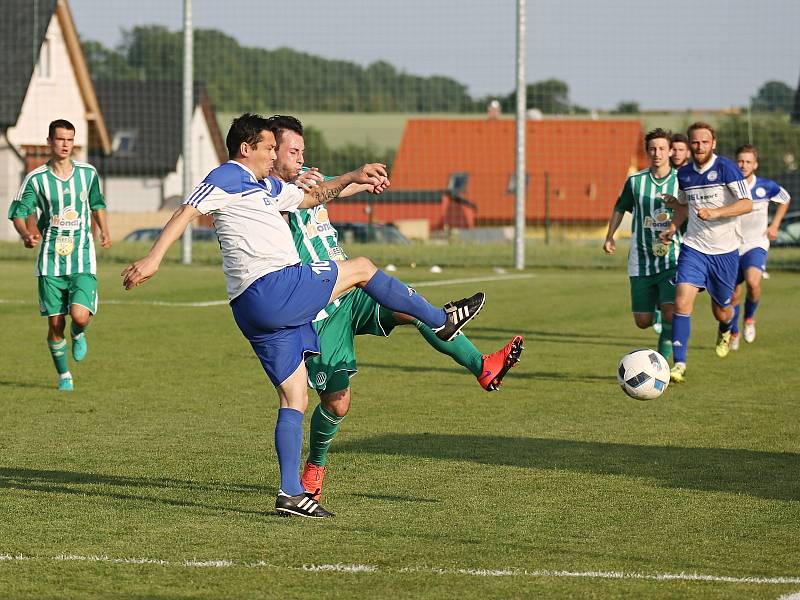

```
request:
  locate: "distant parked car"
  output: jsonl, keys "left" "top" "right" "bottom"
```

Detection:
{"left": 332, "top": 222, "right": 410, "bottom": 245}
{"left": 772, "top": 211, "right": 800, "bottom": 247}
{"left": 123, "top": 227, "right": 217, "bottom": 242}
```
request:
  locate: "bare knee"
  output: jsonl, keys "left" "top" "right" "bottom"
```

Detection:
{"left": 633, "top": 313, "right": 653, "bottom": 329}
{"left": 71, "top": 308, "right": 92, "bottom": 329}
{"left": 47, "top": 316, "right": 66, "bottom": 340}
{"left": 321, "top": 388, "right": 351, "bottom": 418}
{"left": 352, "top": 256, "right": 377, "bottom": 280}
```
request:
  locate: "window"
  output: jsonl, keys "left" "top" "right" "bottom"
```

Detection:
{"left": 506, "top": 172, "right": 530, "bottom": 194}
{"left": 35, "top": 38, "right": 52, "bottom": 79}
{"left": 112, "top": 130, "right": 137, "bottom": 155}
{"left": 448, "top": 172, "right": 469, "bottom": 195}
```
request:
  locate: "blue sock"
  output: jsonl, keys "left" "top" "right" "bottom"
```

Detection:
{"left": 275, "top": 407, "right": 304, "bottom": 496}
{"left": 363, "top": 270, "right": 446, "bottom": 328}
{"left": 744, "top": 299, "right": 758, "bottom": 321}
{"left": 672, "top": 313, "right": 691, "bottom": 364}
{"left": 730, "top": 304, "right": 740, "bottom": 334}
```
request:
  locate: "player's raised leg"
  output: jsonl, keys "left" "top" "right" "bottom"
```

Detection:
{"left": 331, "top": 256, "right": 485, "bottom": 341}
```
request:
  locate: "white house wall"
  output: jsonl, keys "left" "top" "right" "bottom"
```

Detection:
{"left": 1, "top": 14, "right": 88, "bottom": 240}
{"left": 163, "top": 105, "right": 222, "bottom": 201}
{"left": 0, "top": 141, "right": 24, "bottom": 240}
{"left": 6, "top": 14, "right": 88, "bottom": 157}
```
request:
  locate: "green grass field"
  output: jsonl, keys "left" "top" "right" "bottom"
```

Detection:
{"left": 1, "top": 259, "right": 799, "bottom": 599}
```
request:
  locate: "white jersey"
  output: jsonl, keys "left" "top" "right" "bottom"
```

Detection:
{"left": 739, "top": 175, "right": 791, "bottom": 254}
{"left": 184, "top": 161, "right": 304, "bottom": 299}
{"left": 676, "top": 154, "right": 750, "bottom": 255}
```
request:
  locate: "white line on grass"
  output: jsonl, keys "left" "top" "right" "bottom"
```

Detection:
{"left": 0, "top": 273, "right": 536, "bottom": 308}
{"left": 2, "top": 553, "right": 799, "bottom": 585}
{"left": 777, "top": 593, "right": 800, "bottom": 600}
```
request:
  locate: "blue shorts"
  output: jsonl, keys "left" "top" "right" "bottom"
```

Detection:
{"left": 737, "top": 248, "right": 768, "bottom": 284}
{"left": 230, "top": 261, "right": 338, "bottom": 386}
{"left": 675, "top": 245, "right": 738, "bottom": 308}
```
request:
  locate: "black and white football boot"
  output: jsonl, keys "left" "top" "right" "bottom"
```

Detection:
{"left": 275, "top": 490, "right": 334, "bottom": 519}
{"left": 435, "top": 292, "right": 486, "bottom": 341}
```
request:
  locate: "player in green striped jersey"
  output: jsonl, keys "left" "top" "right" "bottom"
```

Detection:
{"left": 269, "top": 116, "right": 524, "bottom": 501}
{"left": 7, "top": 119, "right": 111, "bottom": 391}
{"left": 603, "top": 128, "right": 681, "bottom": 360}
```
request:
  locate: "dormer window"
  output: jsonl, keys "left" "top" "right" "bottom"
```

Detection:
{"left": 35, "top": 37, "right": 52, "bottom": 79}
{"left": 112, "top": 130, "right": 137, "bottom": 155}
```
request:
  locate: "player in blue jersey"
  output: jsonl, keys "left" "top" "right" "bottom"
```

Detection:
{"left": 727, "top": 144, "right": 791, "bottom": 349}
{"left": 659, "top": 122, "right": 752, "bottom": 383}
{"left": 267, "top": 115, "right": 524, "bottom": 502}
{"left": 121, "top": 113, "right": 486, "bottom": 518}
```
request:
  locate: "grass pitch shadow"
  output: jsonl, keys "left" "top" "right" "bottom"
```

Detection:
{"left": 335, "top": 434, "right": 799, "bottom": 502}
{"left": 0, "top": 467, "right": 277, "bottom": 517}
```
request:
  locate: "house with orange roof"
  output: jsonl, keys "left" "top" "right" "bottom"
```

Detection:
{"left": 388, "top": 118, "right": 647, "bottom": 226}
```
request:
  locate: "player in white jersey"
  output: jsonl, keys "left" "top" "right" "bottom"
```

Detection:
{"left": 121, "top": 113, "right": 485, "bottom": 518}
{"left": 269, "top": 115, "right": 524, "bottom": 503}
{"left": 727, "top": 144, "right": 791, "bottom": 349}
{"left": 7, "top": 119, "right": 112, "bottom": 391}
{"left": 660, "top": 122, "right": 752, "bottom": 383}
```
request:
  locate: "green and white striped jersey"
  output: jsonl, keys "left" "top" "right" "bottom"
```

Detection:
{"left": 614, "top": 168, "right": 681, "bottom": 277}
{"left": 8, "top": 161, "right": 106, "bottom": 276}
{"left": 289, "top": 204, "right": 350, "bottom": 321}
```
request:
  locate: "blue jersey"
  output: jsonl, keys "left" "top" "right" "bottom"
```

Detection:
{"left": 677, "top": 155, "right": 749, "bottom": 254}
{"left": 740, "top": 176, "right": 791, "bottom": 253}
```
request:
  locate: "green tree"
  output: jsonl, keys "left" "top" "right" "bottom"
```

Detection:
{"left": 613, "top": 101, "right": 640, "bottom": 115}
{"left": 751, "top": 80, "right": 795, "bottom": 113}
{"left": 500, "top": 79, "right": 574, "bottom": 114}
{"left": 717, "top": 114, "right": 800, "bottom": 179}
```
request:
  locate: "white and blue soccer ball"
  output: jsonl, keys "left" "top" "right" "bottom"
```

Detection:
{"left": 617, "top": 349, "right": 670, "bottom": 400}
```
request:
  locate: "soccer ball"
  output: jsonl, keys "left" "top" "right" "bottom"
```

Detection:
{"left": 617, "top": 349, "right": 670, "bottom": 400}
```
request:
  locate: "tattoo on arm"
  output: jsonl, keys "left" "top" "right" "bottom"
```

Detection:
{"left": 310, "top": 180, "right": 348, "bottom": 205}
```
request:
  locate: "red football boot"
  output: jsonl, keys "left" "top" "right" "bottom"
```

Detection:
{"left": 477, "top": 335, "right": 524, "bottom": 391}
{"left": 301, "top": 462, "right": 327, "bottom": 501}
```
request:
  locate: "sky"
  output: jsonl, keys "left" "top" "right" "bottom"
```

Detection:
{"left": 69, "top": 0, "right": 800, "bottom": 111}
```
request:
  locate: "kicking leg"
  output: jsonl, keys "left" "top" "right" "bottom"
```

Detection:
{"left": 332, "top": 257, "right": 485, "bottom": 341}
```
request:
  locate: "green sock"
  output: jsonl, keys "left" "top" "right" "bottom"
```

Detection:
{"left": 307, "top": 404, "right": 345, "bottom": 467}
{"left": 48, "top": 339, "right": 70, "bottom": 375}
{"left": 414, "top": 319, "right": 484, "bottom": 377}
{"left": 658, "top": 323, "right": 673, "bottom": 361}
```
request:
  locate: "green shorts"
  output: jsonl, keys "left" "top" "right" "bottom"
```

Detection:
{"left": 38, "top": 274, "right": 98, "bottom": 317}
{"left": 629, "top": 268, "right": 676, "bottom": 313}
{"left": 307, "top": 288, "right": 397, "bottom": 394}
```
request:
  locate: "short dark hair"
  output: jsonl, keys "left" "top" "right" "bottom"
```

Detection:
{"left": 735, "top": 143, "right": 758, "bottom": 160}
{"left": 267, "top": 115, "right": 303, "bottom": 146}
{"left": 670, "top": 132, "right": 689, "bottom": 146}
{"left": 226, "top": 112, "right": 272, "bottom": 159}
{"left": 687, "top": 121, "right": 716, "bottom": 140}
{"left": 644, "top": 128, "right": 672, "bottom": 147}
{"left": 48, "top": 119, "right": 75, "bottom": 139}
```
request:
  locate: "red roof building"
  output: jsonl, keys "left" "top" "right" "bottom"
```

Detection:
{"left": 389, "top": 119, "right": 647, "bottom": 224}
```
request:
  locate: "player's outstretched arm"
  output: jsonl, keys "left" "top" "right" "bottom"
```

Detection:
{"left": 121, "top": 204, "right": 200, "bottom": 289}
{"left": 298, "top": 163, "right": 389, "bottom": 208}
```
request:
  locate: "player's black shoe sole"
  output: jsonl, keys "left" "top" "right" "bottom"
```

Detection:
{"left": 435, "top": 292, "right": 486, "bottom": 341}
{"left": 275, "top": 491, "right": 334, "bottom": 518}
